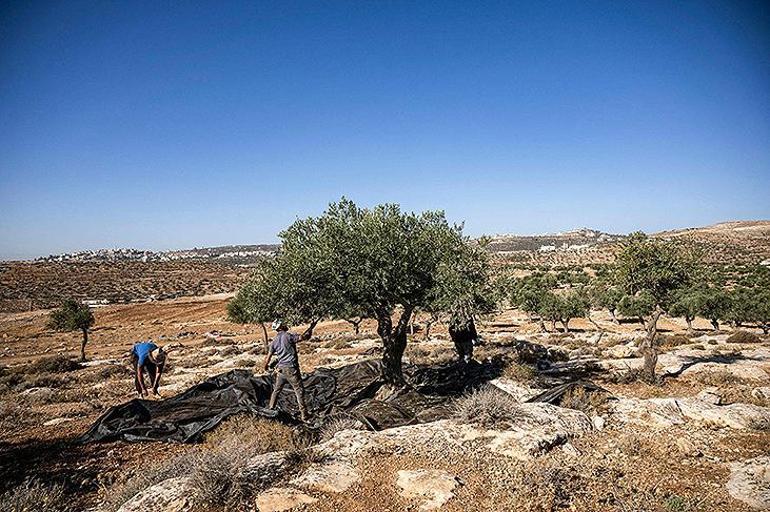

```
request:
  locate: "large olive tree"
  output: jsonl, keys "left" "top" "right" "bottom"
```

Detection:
{"left": 234, "top": 199, "right": 481, "bottom": 387}
{"left": 613, "top": 233, "right": 695, "bottom": 381}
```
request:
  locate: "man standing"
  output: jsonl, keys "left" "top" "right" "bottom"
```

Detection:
{"left": 264, "top": 320, "right": 310, "bottom": 422}
{"left": 131, "top": 341, "right": 167, "bottom": 397}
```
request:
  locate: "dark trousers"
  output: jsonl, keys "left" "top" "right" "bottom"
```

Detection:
{"left": 269, "top": 366, "right": 307, "bottom": 415}
{"left": 131, "top": 354, "right": 162, "bottom": 394}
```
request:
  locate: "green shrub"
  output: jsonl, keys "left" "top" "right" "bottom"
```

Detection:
{"left": 726, "top": 331, "right": 761, "bottom": 344}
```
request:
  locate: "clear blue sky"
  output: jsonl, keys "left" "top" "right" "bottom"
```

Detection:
{"left": 1, "top": 1, "right": 769, "bottom": 260}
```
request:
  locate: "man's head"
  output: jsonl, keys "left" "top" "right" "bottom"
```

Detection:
{"left": 151, "top": 346, "right": 167, "bottom": 365}
{"left": 271, "top": 319, "right": 288, "bottom": 332}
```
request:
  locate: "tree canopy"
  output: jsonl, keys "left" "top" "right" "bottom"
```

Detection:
{"left": 48, "top": 299, "right": 95, "bottom": 361}
{"left": 233, "top": 198, "right": 488, "bottom": 386}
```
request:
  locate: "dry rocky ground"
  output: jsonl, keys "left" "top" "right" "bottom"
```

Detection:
{"left": 1, "top": 295, "right": 769, "bottom": 511}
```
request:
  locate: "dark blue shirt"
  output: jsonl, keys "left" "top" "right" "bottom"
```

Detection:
{"left": 132, "top": 342, "right": 157, "bottom": 367}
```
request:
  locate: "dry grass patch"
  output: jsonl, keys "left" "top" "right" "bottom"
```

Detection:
{"left": 453, "top": 386, "right": 522, "bottom": 428}
{"left": 405, "top": 344, "right": 455, "bottom": 366}
{"left": 319, "top": 415, "right": 367, "bottom": 442}
{"left": 1, "top": 478, "right": 74, "bottom": 512}
{"left": 503, "top": 361, "right": 536, "bottom": 382}
{"left": 559, "top": 387, "right": 609, "bottom": 416}
{"left": 107, "top": 416, "right": 311, "bottom": 512}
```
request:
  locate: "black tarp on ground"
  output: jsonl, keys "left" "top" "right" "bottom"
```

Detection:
{"left": 81, "top": 339, "right": 610, "bottom": 444}
{"left": 80, "top": 359, "right": 504, "bottom": 443}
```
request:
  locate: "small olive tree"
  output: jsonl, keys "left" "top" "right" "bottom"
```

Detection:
{"left": 668, "top": 286, "right": 702, "bottom": 334}
{"left": 613, "top": 233, "right": 695, "bottom": 381}
{"left": 48, "top": 299, "right": 95, "bottom": 362}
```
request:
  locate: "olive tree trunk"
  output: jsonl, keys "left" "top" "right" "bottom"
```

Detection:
{"left": 261, "top": 323, "right": 269, "bottom": 352}
{"left": 377, "top": 308, "right": 413, "bottom": 387}
{"left": 609, "top": 309, "right": 619, "bottom": 325}
{"left": 345, "top": 318, "right": 362, "bottom": 335}
{"left": 710, "top": 319, "right": 720, "bottom": 331}
{"left": 685, "top": 317, "right": 694, "bottom": 335}
{"left": 80, "top": 328, "right": 89, "bottom": 362}
{"left": 641, "top": 310, "right": 662, "bottom": 382}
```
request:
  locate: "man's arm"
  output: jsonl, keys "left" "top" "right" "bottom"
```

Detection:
{"left": 136, "top": 362, "right": 148, "bottom": 395}
{"left": 299, "top": 318, "right": 321, "bottom": 341}
{"left": 263, "top": 349, "right": 274, "bottom": 372}
{"left": 151, "top": 365, "right": 163, "bottom": 393}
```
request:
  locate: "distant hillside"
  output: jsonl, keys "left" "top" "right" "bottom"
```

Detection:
{"left": 489, "top": 221, "right": 770, "bottom": 267}
{"left": 34, "top": 244, "right": 280, "bottom": 265}
{"left": 653, "top": 221, "right": 770, "bottom": 265}
{"left": 1, "top": 221, "right": 767, "bottom": 312}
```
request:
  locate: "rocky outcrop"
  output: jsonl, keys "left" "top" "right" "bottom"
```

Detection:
{"left": 610, "top": 397, "right": 770, "bottom": 430}
{"left": 727, "top": 456, "right": 770, "bottom": 510}
{"left": 116, "top": 477, "right": 194, "bottom": 512}
{"left": 396, "top": 469, "right": 459, "bottom": 510}
{"left": 254, "top": 487, "right": 317, "bottom": 511}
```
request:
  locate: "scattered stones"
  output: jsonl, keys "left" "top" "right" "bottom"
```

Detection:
{"left": 43, "top": 417, "right": 74, "bottom": 426}
{"left": 396, "top": 469, "right": 459, "bottom": 510}
{"left": 254, "top": 487, "right": 317, "bottom": 512}
{"left": 727, "top": 456, "right": 770, "bottom": 510}
{"left": 752, "top": 387, "right": 770, "bottom": 401}
{"left": 116, "top": 477, "right": 194, "bottom": 512}
{"left": 697, "top": 387, "right": 722, "bottom": 405}
{"left": 675, "top": 437, "right": 702, "bottom": 457}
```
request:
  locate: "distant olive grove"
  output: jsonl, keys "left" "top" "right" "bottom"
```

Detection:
{"left": 230, "top": 199, "right": 770, "bottom": 387}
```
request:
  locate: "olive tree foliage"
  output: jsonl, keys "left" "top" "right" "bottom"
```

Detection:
{"left": 696, "top": 287, "right": 731, "bottom": 331}
{"left": 423, "top": 237, "right": 497, "bottom": 350}
{"left": 48, "top": 299, "right": 95, "bottom": 362}
{"left": 613, "top": 232, "right": 696, "bottom": 381}
{"left": 233, "top": 199, "right": 481, "bottom": 387}
{"left": 227, "top": 265, "right": 278, "bottom": 350}
{"left": 668, "top": 286, "right": 702, "bottom": 334}
{"left": 726, "top": 287, "right": 770, "bottom": 333}
{"left": 506, "top": 272, "right": 557, "bottom": 332}
{"left": 588, "top": 281, "right": 625, "bottom": 324}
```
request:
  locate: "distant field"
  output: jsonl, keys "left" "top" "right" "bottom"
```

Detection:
{"left": 0, "top": 261, "right": 252, "bottom": 312}
{"left": 1, "top": 221, "right": 768, "bottom": 313}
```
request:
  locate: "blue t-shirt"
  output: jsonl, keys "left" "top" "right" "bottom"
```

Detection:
{"left": 270, "top": 332, "right": 299, "bottom": 368}
{"left": 132, "top": 342, "right": 158, "bottom": 367}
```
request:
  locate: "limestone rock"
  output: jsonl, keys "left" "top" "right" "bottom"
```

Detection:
{"left": 610, "top": 397, "right": 770, "bottom": 430}
{"left": 242, "top": 451, "right": 291, "bottom": 487}
{"left": 752, "top": 387, "right": 770, "bottom": 401}
{"left": 727, "top": 456, "right": 770, "bottom": 510}
{"left": 314, "top": 405, "right": 592, "bottom": 463}
{"left": 116, "top": 477, "right": 194, "bottom": 512}
{"left": 43, "top": 417, "right": 74, "bottom": 426}
{"left": 697, "top": 387, "right": 722, "bottom": 405}
{"left": 396, "top": 469, "right": 458, "bottom": 510}
{"left": 488, "top": 378, "right": 539, "bottom": 402}
{"left": 681, "top": 362, "right": 769, "bottom": 382}
{"left": 291, "top": 460, "right": 361, "bottom": 493}
{"left": 254, "top": 487, "right": 317, "bottom": 512}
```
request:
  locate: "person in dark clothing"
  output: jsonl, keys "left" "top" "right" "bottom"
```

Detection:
{"left": 264, "top": 320, "right": 312, "bottom": 422}
{"left": 448, "top": 313, "right": 478, "bottom": 364}
{"left": 131, "top": 341, "right": 167, "bottom": 397}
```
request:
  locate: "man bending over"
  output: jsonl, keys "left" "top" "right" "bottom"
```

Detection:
{"left": 131, "top": 341, "right": 167, "bottom": 397}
